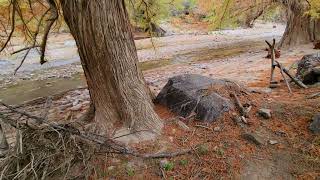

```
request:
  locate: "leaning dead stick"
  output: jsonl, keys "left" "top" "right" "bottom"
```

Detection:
{"left": 278, "top": 62, "right": 292, "bottom": 93}
{"left": 274, "top": 60, "right": 308, "bottom": 89}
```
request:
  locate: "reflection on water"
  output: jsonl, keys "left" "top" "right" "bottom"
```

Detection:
{"left": 0, "top": 74, "right": 86, "bottom": 105}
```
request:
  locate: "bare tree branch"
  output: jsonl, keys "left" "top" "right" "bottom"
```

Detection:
{"left": 40, "top": 0, "right": 59, "bottom": 65}
{"left": 0, "top": 0, "right": 16, "bottom": 53}
{"left": 14, "top": 7, "right": 51, "bottom": 74}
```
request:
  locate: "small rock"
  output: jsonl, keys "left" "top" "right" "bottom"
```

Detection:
{"left": 72, "top": 99, "right": 80, "bottom": 106}
{"left": 269, "top": 140, "right": 278, "bottom": 145}
{"left": 258, "top": 108, "right": 272, "bottom": 119}
{"left": 197, "top": 64, "right": 208, "bottom": 69}
{"left": 22, "top": 77, "right": 31, "bottom": 80}
{"left": 63, "top": 75, "right": 71, "bottom": 79}
{"left": 70, "top": 104, "right": 82, "bottom": 111}
{"left": 169, "top": 136, "right": 174, "bottom": 142}
{"left": 214, "top": 126, "right": 221, "bottom": 132}
{"left": 81, "top": 101, "right": 91, "bottom": 106}
{"left": 242, "top": 133, "right": 264, "bottom": 146}
{"left": 59, "top": 103, "right": 73, "bottom": 111}
{"left": 309, "top": 114, "right": 320, "bottom": 134}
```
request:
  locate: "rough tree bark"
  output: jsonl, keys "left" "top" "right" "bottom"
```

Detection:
{"left": 60, "top": 0, "right": 163, "bottom": 136}
{"left": 279, "top": 0, "right": 320, "bottom": 48}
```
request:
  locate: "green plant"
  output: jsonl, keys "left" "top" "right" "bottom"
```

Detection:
{"left": 163, "top": 162, "right": 175, "bottom": 171}
{"left": 197, "top": 144, "right": 209, "bottom": 155}
{"left": 126, "top": 167, "right": 135, "bottom": 177}
{"left": 125, "top": 163, "right": 135, "bottom": 177}
{"left": 179, "top": 159, "right": 189, "bottom": 166}
{"left": 307, "top": 0, "right": 320, "bottom": 19}
{"left": 215, "top": 148, "right": 225, "bottom": 157}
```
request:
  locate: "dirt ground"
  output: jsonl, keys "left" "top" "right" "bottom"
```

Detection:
{"left": 2, "top": 73, "right": 319, "bottom": 179}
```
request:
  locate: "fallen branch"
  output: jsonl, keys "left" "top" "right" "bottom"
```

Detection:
{"left": 274, "top": 60, "right": 308, "bottom": 89}
{"left": 230, "top": 93, "right": 251, "bottom": 117}
{"left": 136, "top": 148, "right": 194, "bottom": 158}
{"left": 194, "top": 124, "right": 213, "bottom": 131}
{"left": 306, "top": 92, "right": 320, "bottom": 99}
{"left": 278, "top": 63, "right": 292, "bottom": 93}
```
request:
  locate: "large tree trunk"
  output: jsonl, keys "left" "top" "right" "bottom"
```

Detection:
{"left": 60, "top": 0, "right": 163, "bottom": 137}
{"left": 279, "top": 0, "right": 319, "bottom": 48}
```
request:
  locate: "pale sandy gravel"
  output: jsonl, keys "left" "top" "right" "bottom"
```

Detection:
{"left": 0, "top": 22, "right": 285, "bottom": 75}
{"left": 143, "top": 43, "right": 319, "bottom": 94}
{"left": 136, "top": 22, "right": 285, "bottom": 62}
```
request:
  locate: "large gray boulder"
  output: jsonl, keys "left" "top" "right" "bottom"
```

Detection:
{"left": 296, "top": 53, "right": 320, "bottom": 85}
{"left": 309, "top": 114, "right": 320, "bottom": 134}
{"left": 155, "top": 74, "right": 241, "bottom": 122}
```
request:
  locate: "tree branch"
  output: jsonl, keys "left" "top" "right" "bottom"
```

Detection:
{"left": 40, "top": 0, "right": 59, "bottom": 65}
{"left": 0, "top": 0, "right": 16, "bottom": 53}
